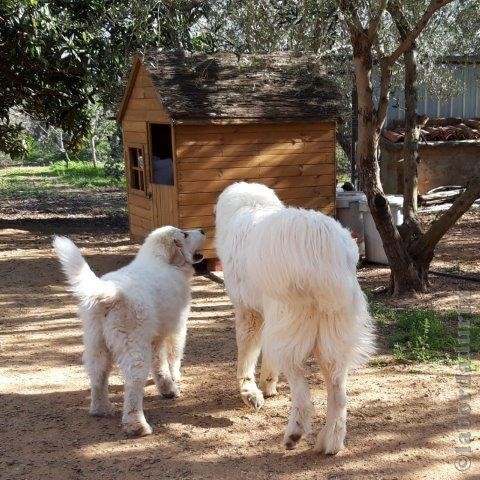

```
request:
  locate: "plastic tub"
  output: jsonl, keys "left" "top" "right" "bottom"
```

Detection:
{"left": 358, "top": 195, "right": 404, "bottom": 264}
{"left": 336, "top": 191, "right": 367, "bottom": 255}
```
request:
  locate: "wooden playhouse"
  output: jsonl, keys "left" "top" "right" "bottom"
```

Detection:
{"left": 117, "top": 50, "right": 343, "bottom": 258}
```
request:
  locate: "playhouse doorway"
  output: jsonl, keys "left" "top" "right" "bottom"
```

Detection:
{"left": 149, "top": 123, "right": 177, "bottom": 227}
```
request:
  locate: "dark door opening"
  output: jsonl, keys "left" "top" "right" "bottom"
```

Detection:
{"left": 150, "top": 124, "right": 174, "bottom": 186}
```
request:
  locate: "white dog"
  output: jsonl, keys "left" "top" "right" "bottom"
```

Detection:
{"left": 53, "top": 226, "right": 205, "bottom": 437}
{"left": 215, "top": 182, "right": 374, "bottom": 454}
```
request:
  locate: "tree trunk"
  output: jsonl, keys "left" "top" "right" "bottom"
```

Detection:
{"left": 398, "top": 44, "right": 430, "bottom": 288}
{"left": 339, "top": 0, "right": 470, "bottom": 296}
{"left": 352, "top": 33, "right": 423, "bottom": 295}
{"left": 402, "top": 46, "right": 420, "bottom": 222}
{"left": 58, "top": 130, "right": 70, "bottom": 168}
{"left": 91, "top": 135, "right": 97, "bottom": 167}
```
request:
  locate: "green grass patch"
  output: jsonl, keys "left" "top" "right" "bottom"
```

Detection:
{"left": 49, "top": 161, "right": 124, "bottom": 188}
{"left": 0, "top": 161, "right": 124, "bottom": 198}
{"left": 369, "top": 296, "right": 480, "bottom": 363}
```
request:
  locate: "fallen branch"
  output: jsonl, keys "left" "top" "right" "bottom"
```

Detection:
{"left": 413, "top": 176, "right": 480, "bottom": 257}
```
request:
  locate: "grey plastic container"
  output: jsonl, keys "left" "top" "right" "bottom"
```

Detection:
{"left": 358, "top": 195, "right": 404, "bottom": 264}
{"left": 336, "top": 191, "right": 367, "bottom": 256}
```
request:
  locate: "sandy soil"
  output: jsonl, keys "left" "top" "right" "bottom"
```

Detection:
{"left": 1, "top": 189, "right": 479, "bottom": 479}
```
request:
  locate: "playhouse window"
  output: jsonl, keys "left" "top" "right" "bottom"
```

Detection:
{"left": 150, "top": 124, "right": 174, "bottom": 186}
{"left": 128, "top": 147, "right": 146, "bottom": 192}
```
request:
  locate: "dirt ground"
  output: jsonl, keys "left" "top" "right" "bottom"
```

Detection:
{"left": 1, "top": 187, "right": 479, "bottom": 480}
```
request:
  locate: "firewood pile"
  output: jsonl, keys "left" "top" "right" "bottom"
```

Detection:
{"left": 418, "top": 186, "right": 465, "bottom": 206}
{"left": 383, "top": 117, "right": 480, "bottom": 143}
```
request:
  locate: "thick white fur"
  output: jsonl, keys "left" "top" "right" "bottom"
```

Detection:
{"left": 215, "top": 182, "right": 374, "bottom": 454}
{"left": 53, "top": 226, "right": 205, "bottom": 437}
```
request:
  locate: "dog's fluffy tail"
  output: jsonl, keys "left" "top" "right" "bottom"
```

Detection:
{"left": 53, "top": 236, "right": 118, "bottom": 308}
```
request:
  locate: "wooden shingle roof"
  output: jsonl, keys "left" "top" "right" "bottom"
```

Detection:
{"left": 122, "top": 50, "right": 344, "bottom": 123}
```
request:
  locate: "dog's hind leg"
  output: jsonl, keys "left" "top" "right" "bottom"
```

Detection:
{"left": 262, "top": 301, "right": 316, "bottom": 450}
{"left": 83, "top": 322, "right": 113, "bottom": 417}
{"left": 282, "top": 366, "right": 313, "bottom": 450}
{"left": 259, "top": 357, "right": 279, "bottom": 397}
{"left": 117, "top": 345, "right": 152, "bottom": 437}
{"left": 235, "top": 307, "right": 264, "bottom": 410}
{"left": 315, "top": 357, "right": 348, "bottom": 455}
{"left": 152, "top": 338, "right": 179, "bottom": 399}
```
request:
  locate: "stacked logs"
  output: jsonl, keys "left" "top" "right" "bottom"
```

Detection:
{"left": 383, "top": 117, "right": 480, "bottom": 143}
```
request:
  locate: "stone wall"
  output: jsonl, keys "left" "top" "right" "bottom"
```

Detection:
{"left": 380, "top": 138, "right": 480, "bottom": 194}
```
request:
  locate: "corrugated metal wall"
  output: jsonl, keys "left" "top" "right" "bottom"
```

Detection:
{"left": 386, "top": 62, "right": 480, "bottom": 124}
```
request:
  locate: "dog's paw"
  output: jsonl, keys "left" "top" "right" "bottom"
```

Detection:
{"left": 89, "top": 402, "right": 114, "bottom": 417}
{"left": 158, "top": 377, "right": 180, "bottom": 399}
{"left": 161, "top": 383, "right": 180, "bottom": 399}
{"left": 240, "top": 387, "right": 265, "bottom": 410}
{"left": 284, "top": 432, "right": 302, "bottom": 450}
{"left": 314, "top": 426, "right": 345, "bottom": 455}
{"left": 283, "top": 419, "right": 305, "bottom": 450}
{"left": 260, "top": 380, "right": 278, "bottom": 398}
{"left": 123, "top": 420, "right": 153, "bottom": 438}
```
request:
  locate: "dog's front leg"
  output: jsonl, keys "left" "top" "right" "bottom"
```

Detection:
{"left": 235, "top": 308, "right": 264, "bottom": 410}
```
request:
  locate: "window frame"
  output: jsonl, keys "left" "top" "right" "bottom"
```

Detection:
{"left": 126, "top": 144, "right": 147, "bottom": 195}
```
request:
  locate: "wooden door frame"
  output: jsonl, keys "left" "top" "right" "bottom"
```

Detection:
{"left": 147, "top": 121, "right": 179, "bottom": 226}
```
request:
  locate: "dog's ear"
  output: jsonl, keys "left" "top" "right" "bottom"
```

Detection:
{"left": 169, "top": 237, "right": 186, "bottom": 266}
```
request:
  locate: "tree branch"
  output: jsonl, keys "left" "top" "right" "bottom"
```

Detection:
{"left": 412, "top": 177, "right": 480, "bottom": 258}
{"left": 375, "top": 57, "right": 393, "bottom": 130}
{"left": 387, "top": 0, "right": 455, "bottom": 66}
{"left": 367, "top": 0, "right": 389, "bottom": 41}
{"left": 376, "top": 0, "right": 454, "bottom": 130}
{"left": 336, "top": 0, "right": 366, "bottom": 35}
{"left": 389, "top": 1, "right": 421, "bottom": 220}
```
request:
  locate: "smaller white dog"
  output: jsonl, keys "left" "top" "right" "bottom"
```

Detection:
{"left": 53, "top": 226, "right": 205, "bottom": 437}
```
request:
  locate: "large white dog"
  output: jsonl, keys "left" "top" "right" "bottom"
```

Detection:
{"left": 54, "top": 226, "right": 205, "bottom": 437}
{"left": 215, "top": 182, "right": 374, "bottom": 454}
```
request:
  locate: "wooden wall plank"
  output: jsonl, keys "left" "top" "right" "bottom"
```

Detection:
{"left": 178, "top": 163, "right": 333, "bottom": 181}
{"left": 124, "top": 131, "right": 148, "bottom": 143}
{"left": 179, "top": 215, "right": 215, "bottom": 228}
{"left": 131, "top": 86, "right": 158, "bottom": 99}
{"left": 177, "top": 141, "right": 332, "bottom": 158}
{"left": 129, "top": 203, "right": 152, "bottom": 220}
{"left": 176, "top": 122, "right": 334, "bottom": 136}
{"left": 123, "top": 121, "right": 146, "bottom": 132}
{"left": 127, "top": 98, "right": 164, "bottom": 111}
{"left": 128, "top": 193, "right": 151, "bottom": 210}
{"left": 175, "top": 130, "right": 334, "bottom": 147}
{"left": 130, "top": 214, "right": 153, "bottom": 231}
{"left": 179, "top": 174, "right": 333, "bottom": 194}
{"left": 179, "top": 187, "right": 331, "bottom": 206}
{"left": 178, "top": 153, "right": 333, "bottom": 169}
{"left": 124, "top": 110, "right": 171, "bottom": 122}
{"left": 179, "top": 204, "right": 216, "bottom": 218}
{"left": 130, "top": 223, "right": 151, "bottom": 239}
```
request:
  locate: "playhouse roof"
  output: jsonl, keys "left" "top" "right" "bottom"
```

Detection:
{"left": 118, "top": 50, "right": 344, "bottom": 123}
